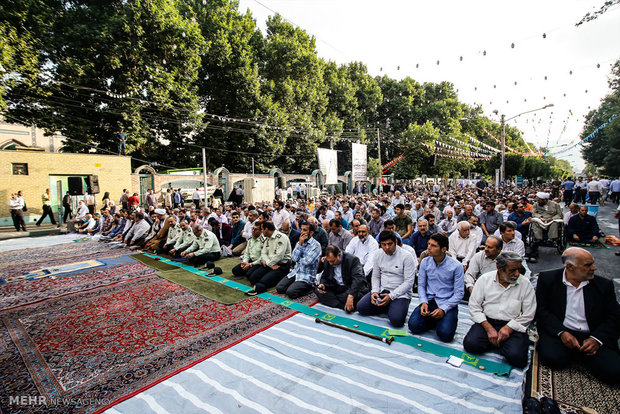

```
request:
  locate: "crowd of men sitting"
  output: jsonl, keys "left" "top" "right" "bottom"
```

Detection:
{"left": 69, "top": 180, "right": 619, "bottom": 384}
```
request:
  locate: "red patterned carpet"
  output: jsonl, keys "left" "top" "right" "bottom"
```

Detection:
{"left": 0, "top": 242, "right": 315, "bottom": 413}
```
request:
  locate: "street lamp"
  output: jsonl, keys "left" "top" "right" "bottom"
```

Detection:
{"left": 493, "top": 104, "right": 554, "bottom": 185}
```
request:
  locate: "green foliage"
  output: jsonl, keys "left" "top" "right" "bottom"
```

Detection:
{"left": 2, "top": 1, "right": 562, "bottom": 178}
{"left": 366, "top": 157, "right": 382, "bottom": 179}
{"left": 581, "top": 60, "right": 620, "bottom": 176}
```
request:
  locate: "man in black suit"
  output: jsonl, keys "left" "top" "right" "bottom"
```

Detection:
{"left": 536, "top": 247, "right": 620, "bottom": 384}
{"left": 316, "top": 245, "right": 369, "bottom": 312}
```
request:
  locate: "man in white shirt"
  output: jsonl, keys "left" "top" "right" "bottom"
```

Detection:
{"left": 391, "top": 191, "right": 405, "bottom": 207}
{"left": 498, "top": 222, "right": 525, "bottom": 257}
{"left": 448, "top": 221, "right": 478, "bottom": 269}
{"left": 345, "top": 224, "right": 379, "bottom": 278}
{"left": 438, "top": 209, "right": 457, "bottom": 235}
{"left": 465, "top": 235, "right": 503, "bottom": 296}
{"left": 357, "top": 230, "right": 416, "bottom": 327}
{"left": 586, "top": 177, "right": 603, "bottom": 205}
{"left": 272, "top": 200, "right": 290, "bottom": 230}
{"left": 464, "top": 251, "right": 535, "bottom": 368}
{"left": 192, "top": 188, "right": 201, "bottom": 209}
{"left": 468, "top": 215, "right": 484, "bottom": 246}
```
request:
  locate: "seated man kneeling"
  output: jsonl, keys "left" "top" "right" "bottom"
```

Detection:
{"left": 566, "top": 205, "right": 601, "bottom": 244}
{"left": 181, "top": 224, "right": 221, "bottom": 266}
{"left": 276, "top": 221, "right": 322, "bottom": 298}
{"left": 408, "top": 233, "right": 464, "bottom": 342}
{"left": 357, "top": 230, "right": 415, "bottom": 328}
{"left": 316, "top": 245, "right": 369, "bottom": 312}
{"left": 463, "top": 251, "right": 535, "bottom": 368}
{"left": 536, "top": 247, "right": 620, "bottom": 384}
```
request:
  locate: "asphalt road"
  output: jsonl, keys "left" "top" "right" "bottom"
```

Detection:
{"left": 527, "top": 202, "right": 620, "bottom": 301}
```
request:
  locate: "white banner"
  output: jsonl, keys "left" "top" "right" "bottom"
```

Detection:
{"left": 317, "top": 148, "right": 338, "bottom": 185}
{"left": 351, "top": 143, "right": 367, "bottom": 182}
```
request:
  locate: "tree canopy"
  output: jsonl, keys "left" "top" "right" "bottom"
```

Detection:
{"left": 1, "top": 0, "right": 561, "bottom": 179}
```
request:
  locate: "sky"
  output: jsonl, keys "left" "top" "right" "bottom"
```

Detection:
{"left": 237, "top": 0, "right": 620, "bottom": 172}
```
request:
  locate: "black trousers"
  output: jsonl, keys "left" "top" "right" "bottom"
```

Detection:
{"left": 315, "top": 284, "right": 362, "bottom": 311}
{"left": 563, "top": 189, "right": 573, "bottom": 204}
{"left": 248, "top": 263, "right": 290, "bottom": 293}
{"left": 11, "top": 209, "right": 27, "bottom": 231}
{"left": 538, "top": 329, "right": 620, "bottom": 384}
{"left": 62, "top": 205, "right": 72, "bottom": 223}
{"left": 588, "top": 191, "right": 600, "bottom": 205}
{"left": 36, "top": 205, "right": 57, "bottom": 225}
{"left": 463, "top": 318, "right": 530, "bottom": 368}
{"left": 276, "top": 277, "right": 314, "bottom": 299}
{"left": 188, "top": 252, "right": 220, "bottom": 266}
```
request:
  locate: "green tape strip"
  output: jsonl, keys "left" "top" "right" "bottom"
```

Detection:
{"left": 143, "top": 253, "right": 512, "bottom": 376}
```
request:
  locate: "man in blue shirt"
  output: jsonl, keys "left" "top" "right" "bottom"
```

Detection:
{"left": 507, "top": 202, "right": 533, "bottom": 241}
{"left": 408, "top": 233, "right": 465, "bottom": 342}
{"left": 561, "top": 178, "right": 575, "bottom": 204}
{"left": 276, "top": 221, "right": 322, "bottom": 298}
{"left": 610, "top": 177, "right": 620, "bottom": 204}
{"left": 409, "top": 218, "right": 430, "bottom": 257}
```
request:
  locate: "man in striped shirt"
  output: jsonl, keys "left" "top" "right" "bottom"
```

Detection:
{"left": 276, "top": 221, "right": 322, "bottom": 298}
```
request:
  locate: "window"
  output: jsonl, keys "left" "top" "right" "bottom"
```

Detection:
{"left": 12, "top": 163, "right": 28, "bottom": 175}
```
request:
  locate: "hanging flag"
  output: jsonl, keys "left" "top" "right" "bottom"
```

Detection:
{"left": 317, "top": 148, "right": 339, "bottom": 185}
{"left": 351, "top": 143, "right": 368, "bottom": 182}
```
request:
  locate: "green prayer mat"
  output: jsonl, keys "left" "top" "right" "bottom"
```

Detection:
{"left": 131, "top": 254, "right": 274, "bottom": 304}
{"left": 567, "top": 241, "right": 609, "bottom": 249}
{"left": 143, "top": 253, "right": 513, "bottom": 377}
{"left": 157, "top": 268, "right": 249, "bottom": 305}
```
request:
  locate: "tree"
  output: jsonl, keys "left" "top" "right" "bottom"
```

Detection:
{"left": 576, "top": 1, "right": 620, "bottom": 26}
{"left": 4, "top": 0, "right": 205, "bottom": 166}
{"left": 581, "top": 60, "right": 620, "bottom": 175}
{"left": 392, "top": 121, "right": 439, "bottom": 179}
{"left": 366, "top": 157, "right": 382, "bottom": 179}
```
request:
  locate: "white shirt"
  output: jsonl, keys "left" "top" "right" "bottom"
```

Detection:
{"left": 332, "top": 262, "right": 343, "bottom": 285}
{"left": 586, "top": 180, "right": 603, "bottom": 193}
{"left": 438, "top": 217, "right": 457, "bottom": 234}
{"left": 372, "top": 246, "right": 416, "bottom": 300}
{"left": 501, "top": 236, "right": 526, "bottom": 257}
{"left": 272, "top": 209, "right": 290, "bottom": 230}
{"left": 562, "top": 270, "right": 590, "bottom": 333}
{"left": 464, "top": 250, "right": 498, "bottom": 289}
{"left": 470, "top": 226, "right": 483, "bottom": 246}
{"left": 192, "top": 190, "right": 201, "bottom": 200}
{"left": 345, "top": 235, "right": 379, "bottom": 275}
{"left": 469, "top": 271, "right": 536, "bottom": 333}
{"left": 448, "top": 231, "right": 478, "bottom": 266}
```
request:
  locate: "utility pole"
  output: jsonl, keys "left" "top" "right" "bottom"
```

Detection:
{"left": 376, "top": 128, "right": 381, "bottom": 165}
{"left": 202, "top": 148, "right": 208, "bottom": 205}
{"left": 500, "top": 114, "right": 505, "bottom": 186}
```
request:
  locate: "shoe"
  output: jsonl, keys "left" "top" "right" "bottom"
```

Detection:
{"left": 523, "top": 397, "right": 542, "bottom": 414}
{"left": 615, "top": 251, "right": 620, "bottom": 256}
{"left": 245, "top": 290, "right": 258, "bottom": 296}
{"left": 540, "top": 397, "right": 560, "bottom": 414}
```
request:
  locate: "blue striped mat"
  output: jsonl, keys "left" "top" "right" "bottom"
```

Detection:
{"left": 106, "top": 299, "right": 526, "bottom": 414}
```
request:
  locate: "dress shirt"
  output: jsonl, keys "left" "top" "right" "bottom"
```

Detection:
{"left": 342, "top": 209, "right": 354, "bottom": 223}
{"left": 368, "top": 217, "right": 385, "bottom": 237}
{"left": 241, "top": 219, "right": 256, "bottom": 240}
{"left": 470, "top": 226, "right": 483, "bottom": 246}
{"left": 329, "top": 228, "right": 353, "bottom": 250}
{"left": 9, "top": 198, "right": 22, "bottom": 210}
{"left": 332, "top": 262, "right": 344, "bottom": 285}
{"left": 346, "top": 235, "right": 379, "bottom": 275}
{"left": 272, "top": 209, "right": 290, "bottom": 230}
{"left": 611, "top": 179, "right": 620, "bottom": 192}
{"left": 479, "top": 210, "right": 504, "bottom": 234}
{"left": 186, "top": 230, "right": 220, "bottom": 255}
{"left": 562, "top": 270, "right": 591, "bottom": 333}
{"left": 561, "top": 180, "right": 575, "bottom": 191}
{"left": 469, "top": 271, "right": 536, "bottom": 333}
{"left": 465, "top": 250, "right": 498, "bottom": 289}
{"left": 76, "top": 204, "right": 89, "bottom": 220}
{"left": 243, "top": 235, "right": 265, "bottom": 265}
{"left": 448, "top": 232, "right": 477, "bottom": 265}
{"left": 409, "top": 231, "right": 429, "bottom": 256}
{"left": 586, "top": 180, "right": 602, "bottom": 193}
{"left": 288, "top": 238, "right": 322, "bottom": 284}
{"left": 127, "top": 219, "right": 151, "bottom": 242}
{"left": 418, "top": 255, "right": 464, "bottom": 312}
{"left": 501, "top": 236, "right": 526, "bottom": 257}
{"left": 371, "top": 245, "right": 415, "bottom": 300}
{"left": 438, "top": 217, "right": 457, "bottom": 234}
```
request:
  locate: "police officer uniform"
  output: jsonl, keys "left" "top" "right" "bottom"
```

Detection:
{"left": 248, "top": 230, "right": 292, "bottom": 294}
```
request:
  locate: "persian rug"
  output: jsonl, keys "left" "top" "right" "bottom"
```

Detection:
{"left": 0, "top": 275, "right": 317, "bottom": 414}
{"left": 0, "top": 242, "right": 129, "bottom": 278}
{"left": 3, "top": 260, "right": 105, "bottom": 284}
{"left": 0, "top": 261, "right": 155, "bottom": 311}
{"left": 530, "top": 349, "right": 620, "bottom": 413}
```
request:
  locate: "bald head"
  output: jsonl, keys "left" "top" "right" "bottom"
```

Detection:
{"left": 562, "top": 247, "right": 596, "bottom": 283}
